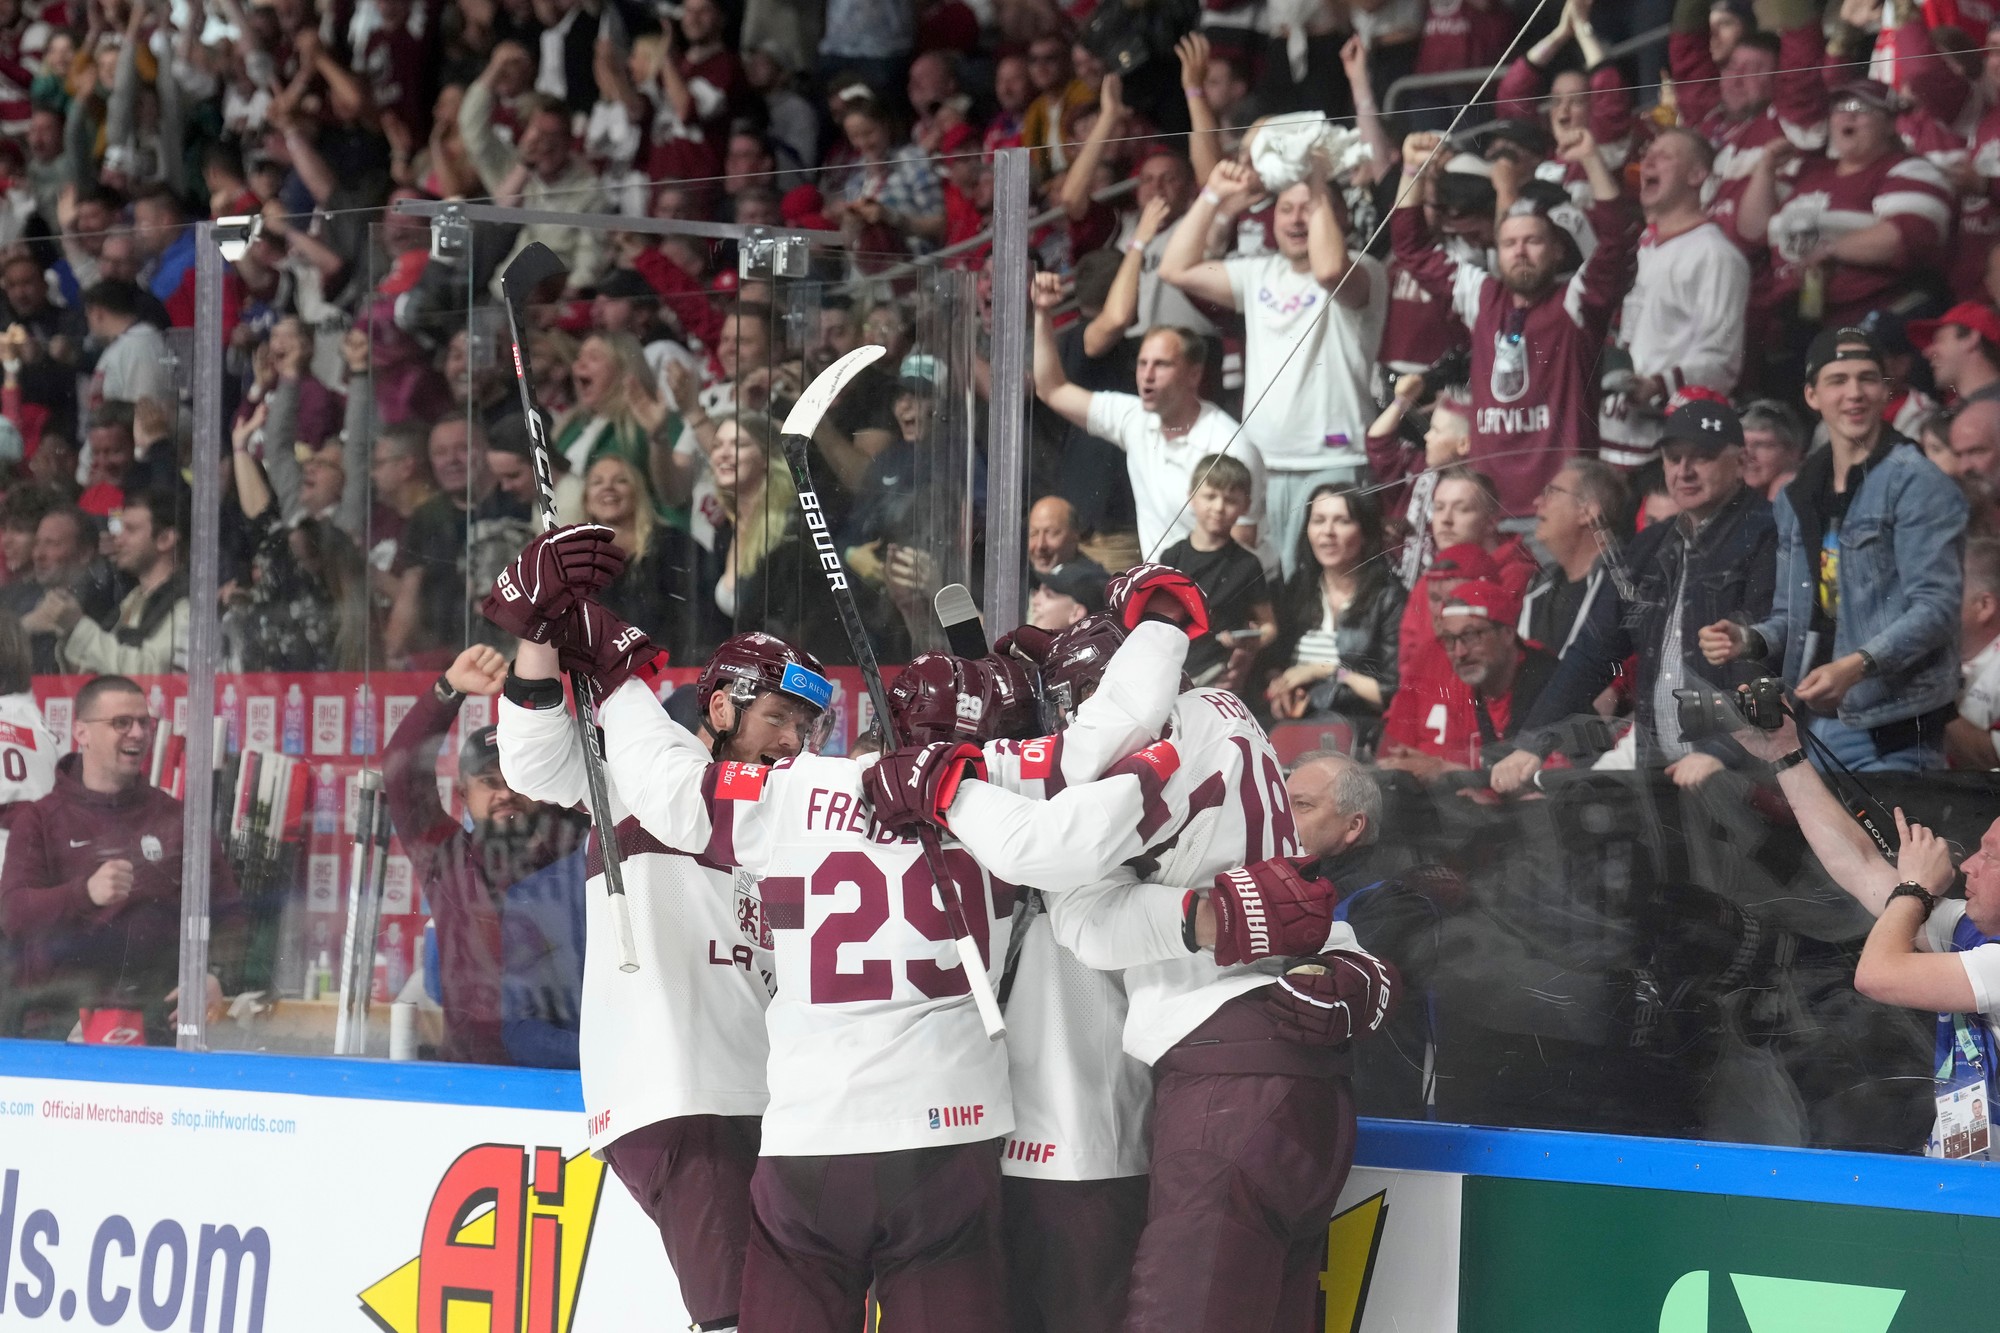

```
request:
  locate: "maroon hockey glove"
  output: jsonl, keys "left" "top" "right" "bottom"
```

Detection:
{"left": 554, "top": 600, "right": 669, "bottom": 696}
{"left": 1263, "top": 952, "right": 1399, "bottom": 1047}
{"left": 993, "top": 624, "right": 1056, "bottom": 666}
{"left": 1208, "top": 856, "right": 1342, "bottom": 967}
{"left": 482, "top": 524, "right": 627, "bottom": 643}
{"left": 863, "top": 741, "right": 987, "bottom": 834}
{"left": 1105, "top": 562, "right": 1209, "bottom": 639}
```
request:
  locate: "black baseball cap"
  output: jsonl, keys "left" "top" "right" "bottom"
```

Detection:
{"left": 595, "top": 268, "right": 659, "bottom": 302}
{"left": 460, "top": 724, "right": 503, "bottom": 776}
{"left": 1805, "top": 325, "right": 1888, "bottom": 382}
{"left": 1030, "top": 559, "right": 1109, "bottom": 614}
{"left": 1660, "top": 396, "right": 1745, "bottom": 455}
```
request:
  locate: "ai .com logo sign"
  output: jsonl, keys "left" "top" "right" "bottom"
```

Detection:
{"left": 358, "top": 1144, "right": 606, "bottom": 1333}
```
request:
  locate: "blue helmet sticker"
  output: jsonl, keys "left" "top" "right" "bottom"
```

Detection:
{"left": 779, "top": 662, "right": 835, "bottom": 712}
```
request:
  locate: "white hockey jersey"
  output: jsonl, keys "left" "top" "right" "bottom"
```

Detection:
{"left": 976, "top": 621, "right": 1191, "bottom": 1183}
{"left": 1051, "top": 686, "right": 1364, "bottom": 1066}
{"left": 599, "top": 678, "right": 1178, "bottom": 1158}
{"left": 496, "top": 696, "right": 775, "bottom": 1156}
{"left": 0, "top": 692, "right": 60, "bottom": 881}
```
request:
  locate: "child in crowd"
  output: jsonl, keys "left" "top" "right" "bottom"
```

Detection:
{"left": 1365, "top": 376, "right": 1473, "bottom": 587}
{"left": 1158, "top": 452, "right": 1274, "bottom": 692}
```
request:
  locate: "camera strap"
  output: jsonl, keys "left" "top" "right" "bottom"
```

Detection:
{"left": 1796, "top": 722, "right": 1896, "bottom": 859}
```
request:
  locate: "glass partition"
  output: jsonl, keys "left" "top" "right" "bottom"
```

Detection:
{"left": 5, "top": 117, "right": 1994, "bottom": 1185}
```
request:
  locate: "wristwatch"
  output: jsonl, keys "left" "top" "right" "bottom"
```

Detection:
{"left": 1771, "top": 748, "right": 1808, "bottom": 773}
{"left": 433, "top": 676, "right": 464, "bottom": 706}
{"left": 1887, "top": 881, "right": 1938, "bottom": 918}
{"left": 1856, "top": 649, "right": 1880, "bottom": 677}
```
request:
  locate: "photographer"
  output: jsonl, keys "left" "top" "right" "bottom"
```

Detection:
{"left": 1736, "top": 712, "right": 1998, "bottom": 1158}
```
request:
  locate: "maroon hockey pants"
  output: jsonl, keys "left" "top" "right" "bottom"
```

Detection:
{"left": 1001, "top": 1174, "right": 1149, "bottom": 1333}
{"left": 739, "top": 1140, "right": 1009, "bottom": 1333}
{"left": 603, "top": 1115, "right": 761, "bottom": 1328}
{"left": 1121, "top": 1070, "right": 1358, "bottom": 1333}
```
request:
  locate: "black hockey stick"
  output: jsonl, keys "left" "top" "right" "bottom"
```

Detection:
{"left": 499, "top": 243, "right": 639, "bottom": 974}
{"left": 781, "top": 346, "right": 1006, "bottom": 1040}
{"left": 935, "top": 583, "right": 988, "bottom": 658}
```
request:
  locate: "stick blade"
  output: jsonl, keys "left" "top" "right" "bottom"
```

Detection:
{"left": 782, "top": 345, "right": 889, "bottom": 439}
{"left": 935, "top": 583, "right": 988, "bottom": 658}
{"left": 499, "top": 242, "right": 570, "bottom": 308}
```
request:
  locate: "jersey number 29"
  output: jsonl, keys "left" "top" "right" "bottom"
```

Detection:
{"left": 770, "top": 850, "right": 999, "bottom": 1004}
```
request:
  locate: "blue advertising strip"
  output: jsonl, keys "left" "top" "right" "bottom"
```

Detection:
{"left": 6, "top": 1040, "right": 1998, "bottom": 1219}
{"left": 1355, "top": 1117, "right": 2000, "bottom": 1220}
{"left": 0, "top": 1038, "right": 584, "bottom": 1112}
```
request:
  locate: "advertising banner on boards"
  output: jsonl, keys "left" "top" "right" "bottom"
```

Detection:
{"left": 0, "top": 1072, "right": 685, "bottom": 1331}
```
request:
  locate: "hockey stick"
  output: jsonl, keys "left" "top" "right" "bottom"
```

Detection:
{"left": 499, "top": 243, "right": 640, "bottom": 974}
{"left": 781, "top": 346, "right": 1007, "bottom": 1041}
{"left": 935, "top": 583, "right": 988, "bottom": 658}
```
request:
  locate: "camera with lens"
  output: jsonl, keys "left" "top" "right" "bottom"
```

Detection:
{"left": 1674, "top": 677, "right": 1788, "bottom": 743}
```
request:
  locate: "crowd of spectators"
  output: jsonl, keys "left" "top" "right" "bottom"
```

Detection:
{"left": 0, "top": 0, "right": 1995, "bottom": 1157}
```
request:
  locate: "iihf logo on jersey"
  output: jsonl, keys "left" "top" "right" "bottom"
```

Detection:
{"left": 929, "top": 1104, "right": 985, "bottom": 1129}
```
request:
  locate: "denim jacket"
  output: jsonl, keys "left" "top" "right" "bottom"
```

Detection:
{"left": 1750, "top": 436, "right": 1966, "bottom": 731}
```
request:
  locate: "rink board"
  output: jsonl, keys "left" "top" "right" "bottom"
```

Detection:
{"left": 1, "top": 1044, "right": 1998, "bottom": 1331}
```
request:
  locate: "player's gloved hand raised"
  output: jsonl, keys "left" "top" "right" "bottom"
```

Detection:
{"left": 1207, "top": 855, "right": 1342, "bottom": 966}
{"left": 1105, "top": 562, "right": 1209, "bottom": 639}
{"left": 554, "top": 600, "right": 669, "bottom": 695}
{"left": 1263, "top": 951, "right": 1398, "bottom": 1047}
{"left": 481, "top": 525, "right": 627, "bottom": 643}
{"left": 993, "top": 624, "right": 1056, "bottom": 665}
{"left": 863, "top": 741, "right": 987, "bottom": 835}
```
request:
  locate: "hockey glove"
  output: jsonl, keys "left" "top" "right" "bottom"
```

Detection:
{"left": 1263, "top": 951, "right": 1398, "bottom": 1047}
{"left": 554, "top": 600, "right": 669, "bottom": 696}
{"left": 1105, "top": 562, "right": 1209, "bottom": 639}
{"left": 993, "top": 624, "right": 1056, "bottom": 665}
{"left": 482, "top": 524, "right": 627, "bottom": 643}
{"left": 1208, "top": 856, "right": 1343, "bottom": 967}
{"left": 863, "top": 741, "right": 987, "bottom": 835}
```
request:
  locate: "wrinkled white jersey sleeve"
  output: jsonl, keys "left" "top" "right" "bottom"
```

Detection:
{"left": 1057, "top": 621, "right": 1189, "bottom": 785}
{"left": 946, "top": 738, "right": 1181, "bottom": 890}
{"left": 495, "top": 695, "right": 634, "bottom": 823}
{"left": 1049, "top": 866, "right": 1192, "bottom": 971}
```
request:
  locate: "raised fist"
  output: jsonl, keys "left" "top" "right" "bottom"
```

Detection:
{"left": 1208, "top": 856, "right": 1343, "bottom": 966}
{"left": 482, "top": 525, "right": 626, "bottom": 643}
{"left": 863, "top": 741, "right": 987, "bottom": 835}
{"left": 1106, "top": 563, "right": 1209, "bottom": 638}
{"left": 555, "top": 600, "right": 668, "bottom": 696}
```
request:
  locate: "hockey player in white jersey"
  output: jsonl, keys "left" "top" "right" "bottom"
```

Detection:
{"left": 1008, "top": 567, "right": 1398, "bottom": 1333}
{"left": 510, "top": 569, "right": 1188, "bottom": 1333}
{"left": 0, "top": 612, "right": 58, "bottom": 854}
{"left": 488, "top": 528, "right": 832, "bottom": 1333}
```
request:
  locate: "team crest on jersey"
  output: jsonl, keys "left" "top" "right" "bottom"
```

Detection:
{"left": 1020, "top": 736, "right": 1056, "bottom": 780}
{"left": 140, "top": 834, "right": 163, "bottom": 863}
{"left": 733, "top": 871, "right": 774, "bottom": 949}
{"left": 715, "top": 762, "right": 769, "bottom": 801}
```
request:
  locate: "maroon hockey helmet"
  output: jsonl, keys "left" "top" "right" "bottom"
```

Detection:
{"left": 697, "top": 632, "right": 834, "bottom": 724}
{"left": 1041, "top": 615, "right": 1128, "bottom": 722}
{"left": 887, "top": 652, "right": 1003, "bottom": 746}
{"left": 982, "top": 653, "right": 1041, "bottom": 740}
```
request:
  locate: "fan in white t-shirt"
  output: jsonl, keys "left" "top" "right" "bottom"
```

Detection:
{"left": 1157, "top": 157, "right": 1388, "bottom": 575}
{"left": 1031, "top": 271, "right": 1273, "bottom": 565}
{"left": 1949, "top": 538, "right": 2000, "bottom": 771}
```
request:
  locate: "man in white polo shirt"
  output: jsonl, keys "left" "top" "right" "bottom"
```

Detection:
{"left": 1158, "top": 157, "right": 1387, "bottom": 573}
{"left": 1739, "top": 713, "right": 2000, "bottom": 1159}
{"left": 1032, "top": 272, "right": 1270, "bottom": 565}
